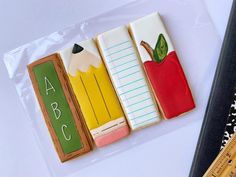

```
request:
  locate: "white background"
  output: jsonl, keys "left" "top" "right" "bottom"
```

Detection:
{"left": 0, "top": 0, "right": 233, "bottom": 177}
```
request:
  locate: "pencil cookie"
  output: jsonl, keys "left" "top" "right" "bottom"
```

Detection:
{"left": 27, "top": 54, "right": 92, "bottom": 162}
{"left": 59, "top": 39, "right": 129, "bottom": 147}
{"left": 129, "top": 12, "right": 195, "bottom": 119}
{"left": 97, "top": 26, "right": 161, "bottom": 130}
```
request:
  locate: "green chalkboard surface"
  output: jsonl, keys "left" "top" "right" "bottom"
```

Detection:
{"left": 33, "top": 61, "right": 83, "bottom": 154}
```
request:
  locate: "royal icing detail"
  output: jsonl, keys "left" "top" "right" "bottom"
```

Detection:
{"left": 97, "top": 26, "right": 161, "bottom": 130}
{"left": 28, "top": 54, "right": 92, "bottom": 162}
{"left": 59, "top": 39, "right": 129, "bottom": 147}
{"left": 129, "top": 12, "right": 195, "bottom": 118}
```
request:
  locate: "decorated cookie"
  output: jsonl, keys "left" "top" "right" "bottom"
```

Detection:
{"left": 129, "top": 13, "right": 195, "bottom": 119}
{"left": 59, "top": 39, "right": 129, "bottom": 147}
{"left": 97, "top": 26, "right": 161, "bottom": 130}
{"left": 27, "top": 54, "right": 92, "bottom": 162}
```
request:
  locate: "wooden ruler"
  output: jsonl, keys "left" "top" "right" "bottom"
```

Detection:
{"left": 204, "top": 132, "right": 236, "bottom": 177}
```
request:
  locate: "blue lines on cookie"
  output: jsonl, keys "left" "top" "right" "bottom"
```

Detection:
{"left": 117, "top": 78, "right": 144, "bottom": 89}
{"left": 105, "top": 46, "right": 132, "bottom": 57}
{"left": 107, "top": 52, "right": 135, "bottom": 63}
{"left": 130, "top": 110, "right": 157, "bottom": 121}
{"left": 119, "top": 85, "right": 146, "bottom": 96}
{"left": 112, "top": 64, "right": 139, "bottom": 75}
{"left": 110, "top": 59, "right": 137, "bottom": 70}
{"left": 104, "top": 40, "right": 130, "bottom": 51}
{"left": 124, "top": 90, "right": 149, "bottom": 100}
{"left": 127, "top": 104, "right": 154, "bottom": 115}
{"left": 127, "top": 97, "right": 152, "bottom": 108}
{"left": 119, "top": 70, "right": 140, "bottom": 80}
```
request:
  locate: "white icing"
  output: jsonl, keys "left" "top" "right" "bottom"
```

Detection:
{"left": 129, "top": 12, "right": 174, "bottom": 63}
{"left": 61, "top": 124, "right": 72, "bottom": 141}
{"left": 68, "top": 49, "right": 101, "bottom": 75}
{"left": 58, "top": 46, "right": 73, "bottom": 72}
{"left": 58, "top": 39, "right": 101, "bottom": 74}
{"left": 44, "top": 76, "right": 55, "bottom": 95}
{"left": 51, "top": 102, "right": 61, "bottom": 120}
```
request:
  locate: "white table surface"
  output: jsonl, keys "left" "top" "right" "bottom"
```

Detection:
{"left": 0, "top": 0, "right": 233, "bottom": 177}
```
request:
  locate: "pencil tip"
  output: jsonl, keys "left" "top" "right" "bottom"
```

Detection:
{"left": 72, "top": 44, "right": 83, "bottom": 54}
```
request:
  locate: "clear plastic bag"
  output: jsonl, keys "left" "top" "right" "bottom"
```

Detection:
{"left": 3, "top": 0, "right": 221, "bottom": 176}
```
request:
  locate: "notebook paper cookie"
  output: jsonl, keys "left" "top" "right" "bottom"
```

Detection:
{"left": 27, "top": 54, "right": 92, "bottom": 162}
{"left": 97, "top": 26, "right": 161, "bottom": 130}
{"left": 129, "top": 12, "right": 195, "bottom": 119}
{"left": 59, "top": 39, "right": 129, "bottom": 147}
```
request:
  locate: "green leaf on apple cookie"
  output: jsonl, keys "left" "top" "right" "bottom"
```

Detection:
{"left": 153, "top": 34, "right": 168, "bottom": 63}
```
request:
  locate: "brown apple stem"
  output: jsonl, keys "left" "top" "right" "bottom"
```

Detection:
{"left": 140, "top": 40, "right": 154, "bottom": 60}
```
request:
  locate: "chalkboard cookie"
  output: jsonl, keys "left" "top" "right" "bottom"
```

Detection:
{"left": 28, "top": 54, "right": 92, "bottom": 162}
{"left": 129, "top": 13, "right": 195, "bottom": 119}
{"left": 59, "top": 39, "right": 130, "bottom": 147}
